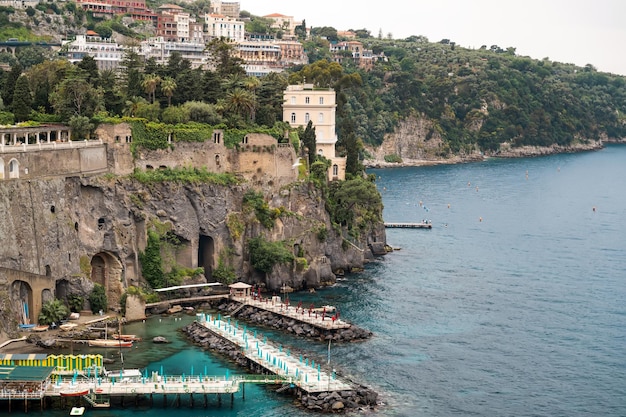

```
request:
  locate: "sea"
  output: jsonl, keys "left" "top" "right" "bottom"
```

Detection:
{"left": 37, "top": 145, "right": 626, "bottom": 417}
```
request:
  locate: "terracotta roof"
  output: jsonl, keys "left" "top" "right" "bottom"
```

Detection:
{"left": 85, "top": 30, "right": 99, "bottom": 36}
{"left": 264, "top": 13, "right": 288, "bottom": 18}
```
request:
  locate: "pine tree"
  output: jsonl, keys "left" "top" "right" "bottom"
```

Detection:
{"left": 12, "top": 75, "right": 32, "bottom": 122}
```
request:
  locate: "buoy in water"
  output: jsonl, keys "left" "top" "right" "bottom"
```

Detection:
{"left": 593, "top": 206, "right": 596, "bottom": 212}
{"left": 479, "top": 217, "right": 483, "bottom": 222}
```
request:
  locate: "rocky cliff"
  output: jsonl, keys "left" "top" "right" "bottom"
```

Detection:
{"left": 0, "top": 174, "right": 385, "bottom": 341}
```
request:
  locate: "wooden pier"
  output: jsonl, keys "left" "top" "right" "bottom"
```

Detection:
{"left": 384, "top": 222, "right": 432, "bottom": 229}
{"left": 229, "top": 295, "right": 350, "bottom": 330}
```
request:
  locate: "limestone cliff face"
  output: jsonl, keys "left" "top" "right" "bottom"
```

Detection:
{"left": 0, "top": 176, "right": 384, "bottom": 341}
{"left": 365, "top": 114, "right": 482, "bottom": 167}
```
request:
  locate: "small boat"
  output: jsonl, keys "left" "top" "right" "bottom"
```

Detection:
{"left": 113, "top": 334, "right": 142, "bottom": 342}
{"left": 60, "top": 323, "right": 78, "bottom": 331}
{"left": 61, "top": 389, "right": 89, "bottom": 397}
{"left": 69, "top": 406, "right": 86, "bottom": 415}
{"left": 19, "top": 323, "right": 35, "bottom": 329}
{"left": 33, "top": 325, "right": 49, "bottom": 332}
{"left": 89, "top": 339, "right": 133, "bottom": 348}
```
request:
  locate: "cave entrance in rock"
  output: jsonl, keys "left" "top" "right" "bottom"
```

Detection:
{"left": 56, "top": 279, "right": 70, "bottom": 301}
{"left": 11, "top": 280, "right": 33, "bottom": 325}
{"left": 198, "top": 235, "right": 215, "bottom": 279}
{"left": 90, "top": 252, "right": 123, "bottom": 310}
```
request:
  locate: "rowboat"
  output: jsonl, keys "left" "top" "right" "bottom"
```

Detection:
{"left": 113, "top": 334, "right": 142, "bottom": 341}
{"left": 88, "top": 339, "right": 133, "bottom": 348}
{"left": 33, "top": 325, "right": 49, "bottom": 332}
{"left": 60, "top": 389, "right": 89, "bottom": 397}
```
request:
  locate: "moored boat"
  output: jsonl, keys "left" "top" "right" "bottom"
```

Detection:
{"left": 88, "top": 339, "right": 133, "bottom": 348}
{"left": 60, "top": 389, "right": 89, "bottom": 397}
{"left": 113, "top": 334, "right": 142, "bottom": 341}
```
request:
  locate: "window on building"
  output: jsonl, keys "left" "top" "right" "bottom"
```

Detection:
{"left": 9, "top": 159, "right": 19, "bottom": 179}
{"left": 305, "top": 96, "right": 310, "bottom": 104}
{"left": 305, "top": 113, "right": 310, "bottom": 123}
{"left": 318, "top": 113, "right": 324, "bottom": 123}
{"left": 319, "top": 97, "right": 324, "bottom": 104}
{"left": 291, "top": 113, "right": 296, "bottom": 123}
{"left": 333, "top": 164, "right": 338, "bottom": 176}
{"left": 290, "top": 96, "right": 296, "bottom": 104}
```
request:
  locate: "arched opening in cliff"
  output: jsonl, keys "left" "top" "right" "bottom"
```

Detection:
{"left": 11, "top": 281, "right": 33, "bottom": 325}
{"left": 198, "top": 235, "right": 215, "bottom": 279}
{"left": 55, "top": 279, "right": 70, "bottom": 301}
{"left": 90, "top": 252, "right": 123, "bottom": 312}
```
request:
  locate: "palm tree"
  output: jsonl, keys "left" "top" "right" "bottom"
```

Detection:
{"left": 225, "top": 88, "right": 257, "bottom": 121}
{"left": 243, "top": 76, "right": 260, "bottom": 120}
{"left": 161, "top": 76, "right": 177, "bottom": 107}
{"left": 141, "top": 73, "right": 161, "bottom": 103}
{"left": 124, "top": 96, "right": 147, "bottom": 117}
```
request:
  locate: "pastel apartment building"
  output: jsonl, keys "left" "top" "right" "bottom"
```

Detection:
{"left": 283, "top": 84, "right": 346, "bottom": 181}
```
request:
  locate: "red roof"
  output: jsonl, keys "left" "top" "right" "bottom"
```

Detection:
{"left": 85, "top": 30, "right": 99, "bottom": 36}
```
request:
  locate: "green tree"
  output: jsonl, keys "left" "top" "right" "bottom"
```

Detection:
{"left": 121, "top": 50, "right": 143, "bottom": 99}
{"left": 225, "top": 87, "right": 256, "bottom": 121}
{"left": 77, "top": 55, "right": 99, "bottom": 84}
{"left": 205, "top": 38, "right": 246, "bottom": 77}
{"left": 68, "top": 115, "right": 93, "bottom": 139}
{"left": 16, "top": 46, "right": 47, "bottom": 69}
{"left": 141, "top": 73, "right": 161, "bottom": 104}
{"left": 1, "top": 62, "right": 21, "bottom": 108}
{"left": 50, "top": 72, "right": 103, "bottom": 120}
{"left": 248, "top": 237, "right": 294, "bottom": 274}
{"left": 160, "top": 76, "right": 177, "bottom": 107}
{"left": 89, "top": 284, "right": 108, "bottom": 314}
{"left": 11, "top": 74, "right": 32, "bottom": 122}
{"left": 301, "top": 120, "right": 316, "bottom": 167}
{"left": 139, "top": 230, "right": 164, "bottom": 289}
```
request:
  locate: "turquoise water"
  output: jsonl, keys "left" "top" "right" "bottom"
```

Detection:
{"left": 36, "top": 145, "right": 626, "bottom": 416}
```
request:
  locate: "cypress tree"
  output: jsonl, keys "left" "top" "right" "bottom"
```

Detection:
{"left": 1, "top": 63, "right": 22, "bottom": 108}
{"left": 12, "top": 75, "right": 32, "bottom": 122}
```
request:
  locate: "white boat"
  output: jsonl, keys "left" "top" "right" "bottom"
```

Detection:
{"left": 89, "top": 339, "right": 133, "bottom": 348}
{"left": 69, "top": 406, "right": 85, "bottom": 415}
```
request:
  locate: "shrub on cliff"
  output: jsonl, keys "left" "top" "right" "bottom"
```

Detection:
{"left": 248, "top": 237, "right": 294, "bottom": 274}
{"left": 89, "top": 284, "right": 108, "bottom": 314}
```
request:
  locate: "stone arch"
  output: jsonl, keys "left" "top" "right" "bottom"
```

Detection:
{"left": 90, "top": 252, "right": 124, "bottom": 312}
{"left": 198, "top": 235, "right": 215, "bottom": 279}
{"left": 8, "top": 158, "right": 19, "bottom": 179}
{"left": 41, "top": 288, "right": 53, "bottom": 305}
{"left": 11, "top": 280, "right": 33, "bottom": 325}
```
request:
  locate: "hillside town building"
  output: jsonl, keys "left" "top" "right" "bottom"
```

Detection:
{"left": 283, "top": 84, "right": 346, "bottom": 181}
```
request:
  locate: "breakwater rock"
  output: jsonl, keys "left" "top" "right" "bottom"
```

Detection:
{"left": 217, "top": 301, "right": 373, "bottom": 342}
{"left": 181, "top": 322, "right": 379, "bottom": 413}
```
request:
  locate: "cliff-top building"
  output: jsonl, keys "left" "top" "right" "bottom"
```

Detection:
{"left": 283, "top": 84, "right": 346, "bottom": 181}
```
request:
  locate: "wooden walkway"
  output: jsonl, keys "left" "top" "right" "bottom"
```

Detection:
{"left": 229, "top": 296, "right": 350, "bottom": 330}
{"left": 198, "top": 314, "right": 353, "bottom": 393}
{"left": 384, "top": 222, "right": 432, "bottom": 229}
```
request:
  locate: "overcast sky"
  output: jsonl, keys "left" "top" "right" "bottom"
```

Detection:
{"left": 243, "top": 0, "right": 625, "bottom": 75}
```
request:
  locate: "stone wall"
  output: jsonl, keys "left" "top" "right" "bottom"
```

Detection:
{"left": 0, "top": 146, "right": 108, "bottom": 180}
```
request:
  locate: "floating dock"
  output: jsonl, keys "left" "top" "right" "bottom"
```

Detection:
{"left": 384, "top": 222, "right": 432, "bottom": 229}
